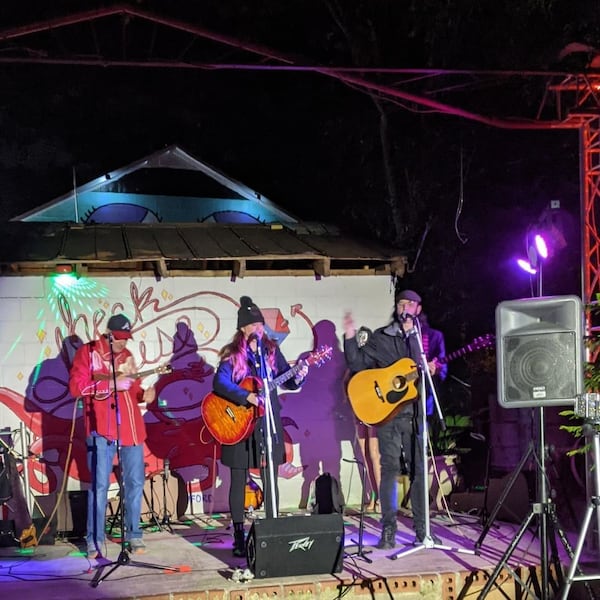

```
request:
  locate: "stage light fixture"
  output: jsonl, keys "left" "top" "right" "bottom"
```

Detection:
{"left": 52, "top": 264, "right": 79, "bottom": 287}
{"left": 516, "top": 258, "right": 537, "bottom": 275}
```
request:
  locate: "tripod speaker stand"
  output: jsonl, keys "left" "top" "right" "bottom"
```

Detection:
{"left": 476, "top": 407, "right": 574, "bottom": 599}
{"left": 558, "top": 395, "right": 600, "bottom": 600}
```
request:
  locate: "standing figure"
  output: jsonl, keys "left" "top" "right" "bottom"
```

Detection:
{"left": 212, "top": 296, "right": 308, "bottom": 557}
{"left": 343, "top": 290, "right": 446, "bottom": 549}
{"left": 352, "top": 326, "right": 381, "bottom": 512}
{"left": 69, "top": 314, "right": 156, "bottom": 559}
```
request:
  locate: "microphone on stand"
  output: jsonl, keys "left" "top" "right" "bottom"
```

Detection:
{"left": 164, "top": 458, "right": 170, "bottom": 481}
{"left": 248, "top": 333, "right": 262, "bottom": 355}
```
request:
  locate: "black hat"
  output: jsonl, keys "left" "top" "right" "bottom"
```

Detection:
{"left": 395, "top": 289, "right": 422, "bottom": 304}
{"left": 106, "top": 314, "right": 133, "bottom": 339}
{"left": 237, "top": 296, "right": 265, "bottom": 329}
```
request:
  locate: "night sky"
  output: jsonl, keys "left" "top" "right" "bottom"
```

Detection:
{"left": 0, "top": 1, "right": 589, "bottom": 344}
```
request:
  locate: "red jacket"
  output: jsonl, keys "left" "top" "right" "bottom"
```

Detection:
{"left": 69, "top": 336, "right": 147, "bottom": 446}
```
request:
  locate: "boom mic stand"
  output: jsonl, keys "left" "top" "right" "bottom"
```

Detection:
{"left": 390, "top": 316, "right": 474, "bottom": 560}
{"left": 92, "top": 334, "right": 178, "bottom": 587}
{"left": 343, "top": 457, "right": 372, "bottom": 563}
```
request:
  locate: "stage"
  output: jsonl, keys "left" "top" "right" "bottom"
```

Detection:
{"left": 0, "top": 507, "right": 596, "bottom": 600}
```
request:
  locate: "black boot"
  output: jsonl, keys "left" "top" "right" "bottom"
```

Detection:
{"left": 232, "top": 522, "right": 245, "bottom": 557}
{"left": 376, "top": 524, "right": 396, "bottom": 550}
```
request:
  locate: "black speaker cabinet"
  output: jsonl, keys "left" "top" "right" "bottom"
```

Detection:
{"left": 496, "top": 295, "right": 584, "bottom": 408}
{"left": 247, "top": 514, "right": 344, "bottom": 579}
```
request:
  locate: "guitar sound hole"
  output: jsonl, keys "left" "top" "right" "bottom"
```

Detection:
{"left": 392, "top": 377, "right": 406, "bottom": 390}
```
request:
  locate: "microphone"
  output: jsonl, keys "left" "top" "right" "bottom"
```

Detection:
{"left": 248, "top": 333, "right": 261, "bottom": 354}
{"left": 399, "top": 311, "right": 412, "bottom": 322}
{"left": 164, "top": 458, "right": 170, "bottom": 481}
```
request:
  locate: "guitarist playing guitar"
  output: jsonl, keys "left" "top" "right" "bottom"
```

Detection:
{"left": 343, "top": 289, "right": 446, "bottom": 551}
{"left": 210, "top": 296, "right": 309, "bottom": 557}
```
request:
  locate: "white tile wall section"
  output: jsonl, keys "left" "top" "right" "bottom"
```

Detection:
{"left": 0, "top": 273, "right": 395, "bottom": 511}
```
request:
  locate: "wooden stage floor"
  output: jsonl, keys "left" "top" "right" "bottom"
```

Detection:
{"left": 0, "top": 507, "right": 597, "bottom": 600}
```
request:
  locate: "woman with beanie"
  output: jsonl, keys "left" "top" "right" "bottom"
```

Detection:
{"left": 212, "top": 296, "right": 309, "bottom": 557}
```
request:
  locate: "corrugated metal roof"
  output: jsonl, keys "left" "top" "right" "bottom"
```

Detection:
{"left": 0, "top": 222, "right": 407, "bottom": 278}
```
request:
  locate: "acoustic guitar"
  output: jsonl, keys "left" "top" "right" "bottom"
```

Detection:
{"left": 201, "top": 345, "right": 332, "bottom": 445}
{"left": 347, "top": 334, "right": 494, "bottom": 426}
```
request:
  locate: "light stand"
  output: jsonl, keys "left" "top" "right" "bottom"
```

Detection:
{"left": 343, "top": 457, "right": 372, "bottom": 563}
{"left": 92, "top": 335, "right": 178, "bottom": 587}
{"left": 390, "top": 317, "right": 474, "bottom": 560}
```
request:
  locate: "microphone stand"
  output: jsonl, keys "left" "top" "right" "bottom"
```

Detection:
{"left": 255, "top": 339, "right": 278, "bottom": 519}
{"left": 389, "top": 316, "right": 474, "bottom": 560}
{"left": 160, "top": 458, "right": 174, "bottom": 533}
{"left": 92, "top": 334, "right": 179, "bottom": 587}
{"left": 343, "top": 458, "right": 372, "bottom": 563}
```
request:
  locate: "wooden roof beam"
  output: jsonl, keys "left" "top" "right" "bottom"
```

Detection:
{"left": 313, "top": 257, "right": 331, "bottom": 278}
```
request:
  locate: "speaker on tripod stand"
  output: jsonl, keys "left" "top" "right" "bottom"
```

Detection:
{"left": 477, "top": 295, "right": 585, "bottom": 600}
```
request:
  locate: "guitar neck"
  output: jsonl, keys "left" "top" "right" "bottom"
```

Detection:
{"left": 93, "top": 366, "right": 164, "bottom": 381}
{"left": 267, "top": 361, "right": 304, "bottom": 391}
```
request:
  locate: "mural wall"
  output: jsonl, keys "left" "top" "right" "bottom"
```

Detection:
{"left": 0, "top": 273, "right": 395, "bottom": 515}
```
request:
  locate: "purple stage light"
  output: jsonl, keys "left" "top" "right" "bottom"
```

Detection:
{"left": 534, "top": 234, "right": 548, "bottom": 259}
{"left": 517, "top": 258, "right": 537, "bottom": 274}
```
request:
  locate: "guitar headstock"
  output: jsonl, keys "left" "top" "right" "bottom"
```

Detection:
{"left": 306, "top": 345, "right": 333, "bottom": 367}
{"left": 471, "top": 334, "right": 495, "bottom": 350}
{"left": 157, "top": 363, "right": 173, "bottom": 375}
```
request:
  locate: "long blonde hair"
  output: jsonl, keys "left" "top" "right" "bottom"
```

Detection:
{"left": 219, "top": 330, "right": 277, "bottom": 381}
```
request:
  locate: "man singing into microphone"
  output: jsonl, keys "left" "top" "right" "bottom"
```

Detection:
{"left": 343, "top": 289, "right": 446, "bottom": 549}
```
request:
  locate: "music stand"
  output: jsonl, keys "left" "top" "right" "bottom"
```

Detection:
{"left": 91, "top": 335, "right": 179, "bottom": 587}
{"left": 389, "top": 316, "right": 474, "bottom": 560}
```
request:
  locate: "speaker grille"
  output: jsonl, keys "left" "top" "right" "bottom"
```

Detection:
{"left": 504, "top": 332, "right": 577, "bottom": 403}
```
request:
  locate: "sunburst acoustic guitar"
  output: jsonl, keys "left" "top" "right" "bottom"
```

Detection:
{"left": 347, "top": 334, "right": 494, "bottom": 426}
{"left": 201, "top": 345, "right": 333, "bottom": 445}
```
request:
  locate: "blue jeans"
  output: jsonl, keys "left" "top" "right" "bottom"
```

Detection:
{"left": 86, "top": 435, "right": 145, "bottom": 548}
{"left": 376, "top": 413, "right": 425, "bottom": 537}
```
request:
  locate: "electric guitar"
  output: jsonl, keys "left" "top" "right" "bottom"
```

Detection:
{"left": 201, "top": 346, "right": 333, "bottom": 445}
{"left": 347, "top": 334, "right": 494, "bottom": 426}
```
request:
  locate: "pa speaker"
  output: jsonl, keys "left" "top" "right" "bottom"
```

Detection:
{"left": 247, "top": 513, "right": 344, "bottom": 579}
{"left": 496, "top": 295, "right": 584, "bottom": 408}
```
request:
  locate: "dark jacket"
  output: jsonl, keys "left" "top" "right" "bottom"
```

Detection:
{"left": 213, "top": 344, "right": 301, "bottom": 469}
{"left": 344, "top": 319, "right": 446, "bottom": 416}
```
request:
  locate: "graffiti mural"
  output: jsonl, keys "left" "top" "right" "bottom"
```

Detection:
{"left": 0, "top": 277, "right": 363, "bottom": 513}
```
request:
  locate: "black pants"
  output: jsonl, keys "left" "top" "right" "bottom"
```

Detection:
{"left": 229, "top": 466, "right": 279, "bottom": 522}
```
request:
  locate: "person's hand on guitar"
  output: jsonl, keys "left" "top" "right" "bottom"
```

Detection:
{"left": 294, "top": 363, "right": 309, "bottom": 385}
{"left": 113, "top": 374, "right": 134, "bottom": 392}
{"left": 246, "top": 392, "right": 262, "bottom": 408}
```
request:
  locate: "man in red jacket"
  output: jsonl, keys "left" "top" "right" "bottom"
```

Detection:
{"left": 69, "top": 314, "right": 155, "bottom": 559}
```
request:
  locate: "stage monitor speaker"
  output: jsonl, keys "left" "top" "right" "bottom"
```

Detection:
{"left": 247, "top": 513, "right": 344, "bottom": 579}
{"left": 496, "top": 295, "right": 584, "bottom": 408}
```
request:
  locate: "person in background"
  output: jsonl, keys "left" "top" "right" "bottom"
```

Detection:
{"left": 343, "top": 289, "right": 446, "bottom": 549}
{"left": 350, "top": 326, "right": 381, "bottom": 512}
{"left": 212, "top": 296, "right": 308, "bottom": 557}
{"left": 69, "top": 314, "right": 156, "bottom": 559}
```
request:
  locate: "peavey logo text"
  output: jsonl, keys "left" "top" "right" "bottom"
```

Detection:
{"left": 288, "top": 536, "right": 315, "bottom": 552}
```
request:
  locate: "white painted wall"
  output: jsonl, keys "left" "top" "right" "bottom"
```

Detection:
{"left": 0, "top": 274, "right": 395, "bottom": 515}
